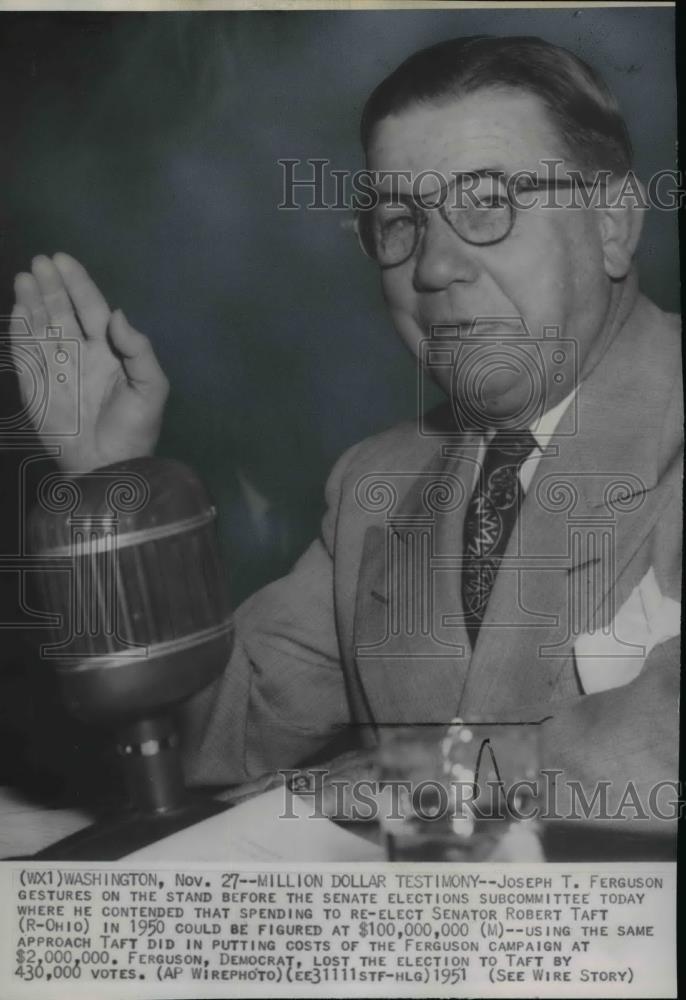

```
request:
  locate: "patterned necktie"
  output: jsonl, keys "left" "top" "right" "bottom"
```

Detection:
{"left": 461, "top": 429, "right": 537, "bottom": 648}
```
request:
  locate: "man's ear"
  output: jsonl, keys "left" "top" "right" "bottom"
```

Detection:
{"left": 598, "top": 174, "right": 646, "bottom": 279}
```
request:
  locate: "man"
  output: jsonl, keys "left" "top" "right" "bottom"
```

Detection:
{"left": 12, "top": 36, "right": 682, "bottom": 832}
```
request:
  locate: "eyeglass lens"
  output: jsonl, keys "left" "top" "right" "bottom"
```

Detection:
{"left": 360, "top": 173, "right": 514, "bottom": 266}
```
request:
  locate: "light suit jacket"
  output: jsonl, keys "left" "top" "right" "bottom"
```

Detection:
{"left": 184, "top": 284, "right": 682, "bottom": 830}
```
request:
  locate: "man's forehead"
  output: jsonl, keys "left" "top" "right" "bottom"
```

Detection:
{"left": 366, "top": 87, "right": 568, "bottom": 181}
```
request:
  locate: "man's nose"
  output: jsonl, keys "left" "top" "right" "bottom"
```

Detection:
{"left": 413, "top": 212, "right": 480, "bottom": 291}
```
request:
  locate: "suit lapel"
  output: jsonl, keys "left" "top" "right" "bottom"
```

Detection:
{"left": 353, "top": 433, "right": 479, "bottom": 724}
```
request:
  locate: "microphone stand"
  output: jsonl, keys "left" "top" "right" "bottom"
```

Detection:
{"left": 32, "top": 716, "right": 228, "bottom": 860}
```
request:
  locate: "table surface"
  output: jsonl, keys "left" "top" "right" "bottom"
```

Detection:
{"left": 0, "top": 785, "right": 93, "bottom": 858}
{"left": 0, "top": 782, "right": 676, "bottom": 863}
{"left": 0, "top": 782, "right": 385, "bottom": 862}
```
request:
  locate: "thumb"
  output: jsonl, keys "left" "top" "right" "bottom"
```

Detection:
{"left": 108, "top": 309, "right": 169, "bottom": 398}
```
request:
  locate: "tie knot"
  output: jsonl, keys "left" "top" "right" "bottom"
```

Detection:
{"left": 486, "top": 428, "right": 538, "bottom": 470}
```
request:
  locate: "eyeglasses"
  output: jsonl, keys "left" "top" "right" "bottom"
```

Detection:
{"left": 355, "top": 171, "right": 594, "bottom": 269}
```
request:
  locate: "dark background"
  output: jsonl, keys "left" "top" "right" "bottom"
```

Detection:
{"left": 0, "top": 7, "right": 678, "bottom": 794}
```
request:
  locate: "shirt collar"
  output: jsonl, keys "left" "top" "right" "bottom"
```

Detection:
{"left": 527, "top": 388, "right": 577, "bottom": 453}
{"left": 482, "top": 388, "right": 577, "bottom": 452}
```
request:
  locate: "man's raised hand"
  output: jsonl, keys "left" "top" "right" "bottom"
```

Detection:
{"left": 11, "top": 253, "right": 169, "bottom": 474}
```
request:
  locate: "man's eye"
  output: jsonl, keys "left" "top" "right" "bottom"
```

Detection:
{"left": 376, "top": 209, "right": 414, "bottom": 234}
{"left": 381, "top": 215, "right": 413, "bottom": 228}
{"left": 377, "top": 204, "right": 413, "bottom": 220}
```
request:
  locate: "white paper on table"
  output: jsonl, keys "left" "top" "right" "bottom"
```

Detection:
{"left": 123, "top": 787, "right": 384, "bottom": 862}
{"left": 0, "top": 786, "right": 91, "bottom": 858}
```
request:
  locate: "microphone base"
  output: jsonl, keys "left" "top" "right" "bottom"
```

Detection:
{"left": 30, "top": 792, "right": 227, "bottom": 861}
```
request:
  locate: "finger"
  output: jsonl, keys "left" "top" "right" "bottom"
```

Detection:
{"left": 109, "top": 310, "right": 169, "bottom": 399}
{"left": 31, "top": 254, "right": 83, "bottom": 340}
{"left": 9, "top": 300, "right": 32, "bottom": 337}
{"left": 9, "top": 304, "right": 48, "bottom": 407}
{"left": 52, "top": 251, "right": 110, "bottom": 340}
{"left": 14, "top": 272, "right": 49, "bottom": 334}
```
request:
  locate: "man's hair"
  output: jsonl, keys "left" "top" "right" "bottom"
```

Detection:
{"left": 360, "top": 35, "right": 632, "bottom": 175}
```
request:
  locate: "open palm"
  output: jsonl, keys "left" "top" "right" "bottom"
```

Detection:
{"left": 12, "top": 253, "right": 169, "bottom": 474}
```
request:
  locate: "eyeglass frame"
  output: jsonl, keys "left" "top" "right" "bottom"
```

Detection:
{"left": 354, "top": 169, "right": 605, "bottom": 269}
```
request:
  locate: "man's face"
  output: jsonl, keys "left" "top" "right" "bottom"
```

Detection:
{"left": 366, "top": 88, "right": 615, "bottom": 427}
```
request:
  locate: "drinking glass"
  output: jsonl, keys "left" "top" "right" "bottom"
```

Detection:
{"left": 377, "top": 718, "right": 543, "bottom": 861}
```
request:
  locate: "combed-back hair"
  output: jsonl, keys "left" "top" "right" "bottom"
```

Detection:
{"left": 361, "top": 35, "right": 633, "bottom": 175}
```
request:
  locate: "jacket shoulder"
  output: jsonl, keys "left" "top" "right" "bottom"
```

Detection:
{"left": 337, "top": 403, "right": 454, "bottom": 478}
{"left": 635, "top": 295, "right": 681, "bottom": 360}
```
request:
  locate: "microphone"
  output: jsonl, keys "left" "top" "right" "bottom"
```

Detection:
{"left": 27, "top": 456, "right": 234, "bottom": 858}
